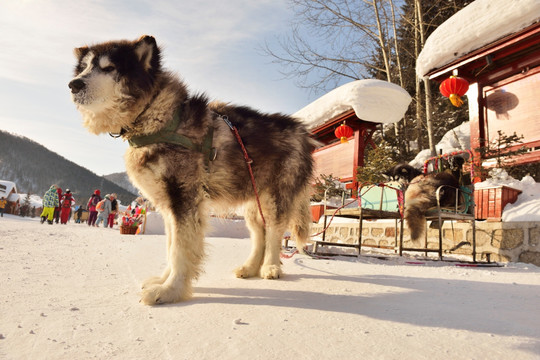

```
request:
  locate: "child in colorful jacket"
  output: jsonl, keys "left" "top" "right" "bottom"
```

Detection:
{"left": 0, "top": 196, "right": 7, "bottom": 217}
{"left": 40, "top": 185, "right": 59, "bottom": 224}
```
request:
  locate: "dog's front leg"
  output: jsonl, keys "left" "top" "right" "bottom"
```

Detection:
{"left": 140, "top": 210, "right": 205, "bottom": 305}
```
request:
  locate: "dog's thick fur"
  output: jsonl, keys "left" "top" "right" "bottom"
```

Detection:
{"left": 69, "top": 35, "right": 316, "bottom": 305}
{"left": 404, "top": 157, "right": 464, "bottom": 241}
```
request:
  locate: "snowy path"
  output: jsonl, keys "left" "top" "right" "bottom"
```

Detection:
{"left": 1, "top": 215, "right": 539, "bottom": 359}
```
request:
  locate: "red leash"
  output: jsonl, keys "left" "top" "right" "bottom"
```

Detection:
{"left": 222, "top": 116, "right": 266, "bottom": 227}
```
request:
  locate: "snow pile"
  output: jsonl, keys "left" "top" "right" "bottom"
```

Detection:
{"left": 293, "top": 79, "right": 412, "bottom": 129}
{"left": 409, "top": 121, "right": 470, "bottom": 168}
{"left": 416, "top": 0, "right": 540, "bottom": 77}
{"left": 143, "top": 211, "right": 250, "bottom": 238}
{"left": 12, "top": 193, "right": 43, "bottom": 209}
{"left": 475, "top": 170, "right": 540, "bottom": 222}
{"left": 142, "top": 211, "right": 166, "bottom": 235}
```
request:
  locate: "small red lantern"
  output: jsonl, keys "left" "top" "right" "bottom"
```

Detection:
{"left": 439, "top": 75, "right": 469, "bottom": 107}
{"left": 334, "top": 122, "right": 353, "bottom": 143}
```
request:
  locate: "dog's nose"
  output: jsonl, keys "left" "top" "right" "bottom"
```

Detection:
{"left": 69, "top": 79, "right": 86, "bottom": 94}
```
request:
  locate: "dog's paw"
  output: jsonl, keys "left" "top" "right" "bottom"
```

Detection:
{"left": 141, "top": 276, "right": 165, "bottom": 289}
{"left": 260, "top": 264, "right": 282, "bottom": 279}
{"left": 234, "top": 265, "right": 259, "bottom": 279}
{"left": 139, "top": 284, "right": 190, "bottom": 305}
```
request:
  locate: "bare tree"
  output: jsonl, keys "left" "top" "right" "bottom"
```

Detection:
{"left": 389, "top": 0, "right": 404, "bottom": 88}
{"left": 265, "top": 0, "right": 470, "bottom": 159}
{"left": 263, "top": 0, "right": 404, "bottom": 93}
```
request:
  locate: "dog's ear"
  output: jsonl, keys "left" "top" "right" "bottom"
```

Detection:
{"left": 134, "top": 35, "right": 160, "bottom": 71}
{"left": 74, "top": 46, "right": 89, "bottom": 60}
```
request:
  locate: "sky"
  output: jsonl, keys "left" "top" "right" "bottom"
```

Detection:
{"left": 0, "top": 0, "right": 319, "bottom": 176}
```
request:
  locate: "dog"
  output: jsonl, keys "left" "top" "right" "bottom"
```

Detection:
{"left": 69, "top": 35, "right": 316, "bottom": 305}
{"left": 404, "top": 157, "right": 465, "bottom": 241}
{"left": 385, "top": 163, "right": 422, "bottom": 184}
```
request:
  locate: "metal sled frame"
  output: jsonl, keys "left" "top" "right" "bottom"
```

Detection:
{"left": 314, "top": 182, "right": 405, "bottom": 256}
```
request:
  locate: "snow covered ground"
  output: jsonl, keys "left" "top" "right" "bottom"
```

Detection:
{"left": 1, "top": 215, "right": 539, "bottom": 359}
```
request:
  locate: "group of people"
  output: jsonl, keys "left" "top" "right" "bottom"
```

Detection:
{"left": 86, "top": 189, "right": 119, "bottom": 228}
{"left": 40, "top": 185, "right": 76, "bottom": 225}
{"left": 39, "top": 186, "right": 118, "bottom": 227}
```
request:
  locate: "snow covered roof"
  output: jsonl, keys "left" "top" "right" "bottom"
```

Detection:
{"left": 293, "top": 79, "right": 412, "bottom": 129}
{"left": 416, "top": 0, "right": 540, "bottom": 78}
{"left": 0, "top": 180, "right": 17, "bottom": 200}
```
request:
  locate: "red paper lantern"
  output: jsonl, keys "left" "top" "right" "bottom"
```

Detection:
{"left": 439, "top": 76, "right": 469, "bottom": 107}
{"left": 334, "top": 122, "right": 353, "bottom": 143}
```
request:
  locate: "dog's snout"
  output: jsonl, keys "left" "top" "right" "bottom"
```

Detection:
{"left": 69, "top": 79, "right": 86, "bottom": 94}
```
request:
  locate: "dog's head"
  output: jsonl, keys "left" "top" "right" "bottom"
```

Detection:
{"left": 69, "top": 35, "right": 161, "bottom": 134}
{"left": 387, "top": 163, "right": 422, "bottom": 183}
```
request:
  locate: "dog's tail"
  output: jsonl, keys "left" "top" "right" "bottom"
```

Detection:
{"left": 404, "top": 202, "right": 427, "bottom": 241}
{"left": 289, "top": 191, "right": 312, "bottom": 253}
{"left": 404, "top": 181, "right": 435, "bottom": 241}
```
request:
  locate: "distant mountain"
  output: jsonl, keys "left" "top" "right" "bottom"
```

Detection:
{"left": 0, "top": 130, "right": 138, "bottom": 205}
{"left": 103, "top": 171, "right": 138, "bottom": 195}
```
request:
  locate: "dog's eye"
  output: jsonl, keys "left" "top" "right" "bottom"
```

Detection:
{"left": 101, "top": 66, "right": 115, "bottom": 73}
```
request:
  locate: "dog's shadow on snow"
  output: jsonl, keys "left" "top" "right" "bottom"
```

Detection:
{"left": 190, "top": 263, "right": 540, "bottom": 344}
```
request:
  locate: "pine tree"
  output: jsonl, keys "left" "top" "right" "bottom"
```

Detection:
{"left": 311, "top": 174, "right": 344, "bottom": 202}
{"left": 20, "top": 193, "right": 31, "bottom": 217}
{"left": 367, "top": 0, "right": 471, "bottom": 161}
{"left": 356, "top": 142, "right": 397, "bottom": 184}
{"left": 475, "top": 130, "right": 529, "bottom": 178}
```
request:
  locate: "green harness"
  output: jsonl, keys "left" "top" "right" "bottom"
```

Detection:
{"left": 127, "top": 106, "right": 217, "bottom": 167}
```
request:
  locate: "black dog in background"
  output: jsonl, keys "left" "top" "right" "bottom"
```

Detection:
{"left": 386, "top": 163, "right": 422, "bottom": 183}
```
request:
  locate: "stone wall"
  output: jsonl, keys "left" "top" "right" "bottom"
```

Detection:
{"left": 312, "top": 220, "right": 540, "bottom": 266}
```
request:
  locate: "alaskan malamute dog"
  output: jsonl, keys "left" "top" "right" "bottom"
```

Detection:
{"left": 69, "top": 35, "right": 316, "bottom": 305}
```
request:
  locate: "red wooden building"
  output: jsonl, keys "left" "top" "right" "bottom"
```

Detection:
{"left": 418, "top": 3, "right": 540, "bottom": 169}
{"left": 294, "top": 80, "right": 412, "bottom": 191}
{"left": 416, "top": 0, "right": 540, "bottom": 220}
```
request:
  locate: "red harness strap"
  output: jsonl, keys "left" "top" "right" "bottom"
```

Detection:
{"left": 221, "top": 115, "right": 266, "bottom": 227}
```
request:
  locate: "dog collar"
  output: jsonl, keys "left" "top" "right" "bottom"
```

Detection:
{"left": 126, "top": 106, "right": 217, "bottom": 167}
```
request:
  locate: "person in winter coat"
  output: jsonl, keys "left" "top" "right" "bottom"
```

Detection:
{"left": 95, "top": 194, "right": 112, "bottom": 227}
{"left": 40, "top": 185, "right": 60, "bottom": 224}
{"left": 60, "top": 189, "right": 75, "bottom": 224}
{"left": 107, "top": 193, "right": 118, "bottom": 228}
{"left": 75, "top": 206, "right": 84, "bottom": 223}
{"left": 87, "top": 189, "right": 101, "bottom": 226}
{"left": 0, "top": 196, "right": 7, "bottom": 217}
{"left": 53, "top": 187, "right": 63, "bottom": 224}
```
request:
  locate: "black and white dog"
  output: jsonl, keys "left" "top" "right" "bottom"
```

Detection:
{"left": 69, "top": 35, "right": 317, "bottom": 305}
